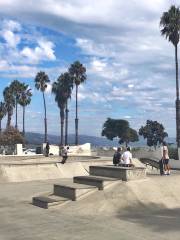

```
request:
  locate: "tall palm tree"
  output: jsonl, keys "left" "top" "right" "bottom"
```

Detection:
{"left": 18, "top": 85, "right": 32, "bottom": 136}
{"left": 34, "top": 71, "right": 50, "bottom": 143}
{"left": 0, "top": 102, "right": 6, "bottom": 132}
{"left": 52, "top": 79, "right": 66, "bottom": 146}
{"left": 60, "top": 72, "right": 73, "bottom": 145}
{"left": 160, "top": 5, "right": 180, "bottom": 147}
{"left": 3, "top": 87, "right": 15, "bottom": 128}
{"left": 69, "top": 61, "right": 86, "bottom": 145}
{"left": 10, "top": 80, "right": 24, "bottom": 129}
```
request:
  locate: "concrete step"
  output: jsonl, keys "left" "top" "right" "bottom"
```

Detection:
{"left": 32, "top": 195, "right": 70, "bottom": 209}
{"left": 89, "top": 165, "right": 146, "bottom": 181}
{"left": 73, "top": 175, "right": 119, "bottom": 190}
{"left": 54, "top": 183, "right": 97, "bottom": 201}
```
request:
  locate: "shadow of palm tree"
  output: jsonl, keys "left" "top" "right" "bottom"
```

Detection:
{"left": 117, "top": 202, "right": 180, "bottom": 232}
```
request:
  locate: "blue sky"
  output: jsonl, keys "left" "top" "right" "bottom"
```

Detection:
{"left": 0, "top": 0, "right": 179, "bottom": 137}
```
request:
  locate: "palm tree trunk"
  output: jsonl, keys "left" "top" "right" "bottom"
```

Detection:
{"left": 65, "top": 100, "right": 69, "bottom": 146}
{"left": 60, "top": 108, "right": 65, "bottom": 146}
{"left": 175, "top": 45, "right": 180, "bottom": 147}
{"left": 22, "top": 106, "right": 25, "bottom": 136}
{"left": 75, "top": 84, "right": 78, "bottom": 145}
{"left": 0, "top": 119, "right": 1, "bottom": 133}
{"left": 15, "top": 99, "right": 18, "bottom": 129}
{"left": 42, "top": 92, "right": 47, "bottom": 143}
{"left": 6, "top": 111, "right": 11, "bottom": 128}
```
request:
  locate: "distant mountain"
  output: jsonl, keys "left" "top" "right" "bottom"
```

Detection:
{"left": 25, "top": 132, "right": 119, "bottom": 147}
{"left": 25, "top": 132, "right": 176, "bottom": 147}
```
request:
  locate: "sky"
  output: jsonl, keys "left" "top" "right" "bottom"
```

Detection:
{"left": 0, "top": 0, "right": 179, "bottom": 137}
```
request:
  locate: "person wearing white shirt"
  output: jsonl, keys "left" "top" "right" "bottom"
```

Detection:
{"left": 121, "top": 147, "right": 133, "bottom": 167}
{"left": 161, "top": 142, "right": 170, "bottom": 175}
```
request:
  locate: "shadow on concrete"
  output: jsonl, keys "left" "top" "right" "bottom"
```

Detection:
{"left": 117, "top": 202, "right": 180, "bottom": 232}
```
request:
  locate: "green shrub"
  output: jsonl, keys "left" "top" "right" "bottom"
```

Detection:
{"left": 168, "top": 146, "right": 178, "bottom": 160}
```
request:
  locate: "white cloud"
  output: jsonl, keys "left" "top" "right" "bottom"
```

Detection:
{"left": 91, "top": 59, "right": 107, "bottom": 72}
{"left": 2, "top": 19, "right": 21, "bottom": 31}
{"left": 124, "top": 115, "right": 132, "bottom": 119}
{"left": 128, "top": 84, "right": 134, "bottom": 88}
{"left": 21, "top": 39, "right": 56, "bottom": 63}
{"left": 0, "top": 60, "right": 9, "bottom": 70}
{"left": 0, "top": 19, "right": 57, "bottom": 79}
{"left": 3, "top": 30, "right": 21, "bottom": 48}
{"left": 1, "top": 20, "right": 21, "bottom": 48}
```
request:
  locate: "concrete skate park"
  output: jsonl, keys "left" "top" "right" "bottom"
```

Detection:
{"left": 1, "top": 144, "right": 180, "bottom": 240}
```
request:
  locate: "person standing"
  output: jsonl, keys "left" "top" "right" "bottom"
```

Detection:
{"left": 162, "top": 142, "right": 170, "bottom": 175}
{"left": 121, "top": 147, "right": 133, "bottom": 167}
{"left": 45, "top": 142, "right": 50, "bottom": 157}
{"left": 113, "top": 147, "right": 122, "bottom": 166}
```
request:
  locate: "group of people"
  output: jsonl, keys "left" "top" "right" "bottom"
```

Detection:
{"left": 45, "top": 141, "right": 171, "bottom": 173}
{"left": 159, "top": 142, "right": 171, "bottom": 175}
{"left": 113, "top": 147, "right": 133, "bottom": 167}
{"left": 113, "top": 142, "right": 171, "bottom": 176}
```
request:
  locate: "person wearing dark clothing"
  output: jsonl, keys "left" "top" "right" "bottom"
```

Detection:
{"left": 113, "top": 147, "right": 122, "bottom": 166}
{"left": 45, "top": 142, "right": 50, "bottom": 157}
{"left": 159, "top": 158, "right": 164, "bottom": 175}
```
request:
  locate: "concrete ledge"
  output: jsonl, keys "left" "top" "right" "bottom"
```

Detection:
{"left": 89, "top": 165, "right": 146, "bottom": 181}
{"left": 32, "top": 195, "right": 70, "bottom": 209}
{"left": 54, "top": 183, "right": 97, "bottom": 201}
{"left": 74, "top": 175, "right": 119, "bottom": 190}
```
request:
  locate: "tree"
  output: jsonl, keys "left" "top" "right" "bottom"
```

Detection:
{"left": 52, "top": 76, "right": 67, "bottom": 146}
{"left": 69, "top": 61, "right": 86, "bottom": 145}
{"left": 10, "top": 80, "right": 25, "bottom": 129}
{"left": 119, "top": 128, "right": 139, "bottom": 147}
{"left": 34, "top": 71, "right": 50, "bottom": 143}
{"left": 0, "top": 126, "right": 24, "bottom": 146}
{"left": 0, "top": 102, "right": 6, "bottom": 132}
{"left": 160, "top": 5, "right": 180, "bottom": 147}
{"left": 52, "top": 72, "right": 73, "bottom": 146}
{"left": 139, "top": 120, "right": 168, "bottom": 148}
{"left": 3, "top": 87, "right": 15, "bottom": 128}
{"left": 102, "top": 118, "right": 139, "bottom": 147}
{"left": 60, "top": 72, "right": 73, "bottom": 145}
{"left": 18, "top": 85, "right": 32, "bottom": 136}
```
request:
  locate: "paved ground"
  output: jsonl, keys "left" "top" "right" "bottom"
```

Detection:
{"left": 0, "top": 170, "right": 180, "bottom": 240}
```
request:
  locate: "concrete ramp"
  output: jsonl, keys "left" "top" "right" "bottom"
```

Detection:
{"left": 0, "top": 162, "right": 89, "bottom": 182}
{"left": 0, "top": 160, "right": 114, "bottom": 183}
{"left": 0, "top": 158, "right": 145, "bottom": 183}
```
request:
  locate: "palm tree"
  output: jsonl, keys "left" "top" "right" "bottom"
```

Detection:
{"left": 0, "top": 102, "right": 6, "bottom": 132}
{"left": 160, "top": 5, "right": 180, "bottom": 147}
{"left": 10, "top": 80, "right": 24, "bottom": 129}
{"left": 3, "top": 87, "right": 15, "bottom": 128}
{"left": 52, "top": 79, "right": 66, "bottom": 146}
{"left": 18, "top": 85, "right": 32, "bottom": 136}
{"left": 34, "top": 71, "right": 50, "bottom": 143}
{"left": 69, "top": 61, "right": 86, "bottom": 145}
{"left": 60, "top": 72, "right": 73, "bottom": 145}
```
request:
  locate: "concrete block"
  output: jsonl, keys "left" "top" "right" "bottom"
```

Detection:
{"left": 15, "top": 144, "right": 23, "bottom": 155}
{"left": 89, "top": 165, "right": 146, "bottom": 181}
{"left": 73, "top": 175, "right": 119, "bottom": 190}
{"left": 32, "top": 195, "right": 70, "bottom": 209}
{"left": 54, "top": 183, "right": 97, "bottom": 201}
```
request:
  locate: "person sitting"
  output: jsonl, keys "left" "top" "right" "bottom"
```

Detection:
{"left": 121, "top": 147, "right": 133, "bottom": 167}
{"left": 113, "top": 147, "right": 122, "bottom": 166}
